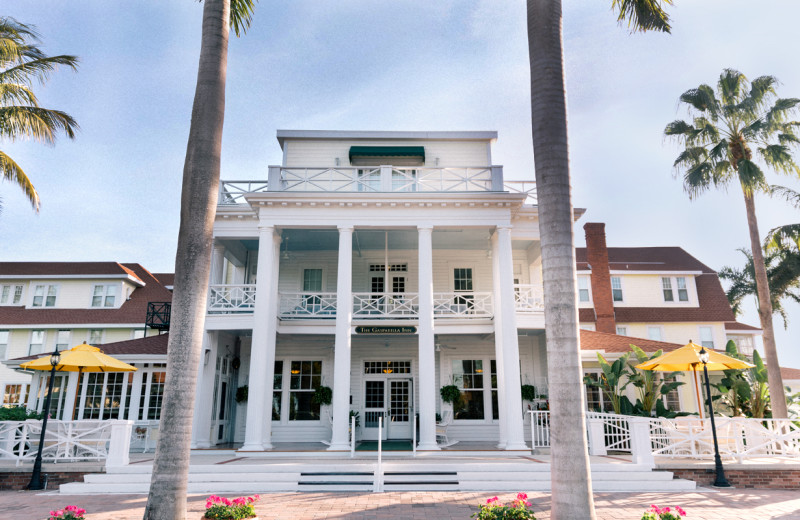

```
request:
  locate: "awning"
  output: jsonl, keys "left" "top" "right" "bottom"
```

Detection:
{"left": 348, "top": 146, "right": 425, "bottom": 163}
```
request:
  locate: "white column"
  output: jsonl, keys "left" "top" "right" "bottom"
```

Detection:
{"left": 192, "top": 332, "right": 217, "bottom": 448}
{"left": 211, "top": 243, "right": 226, "bottom": 284}
{"left": 261, "top": 231, "right": 282, "bottom": 447}
{"left": 329, "top": 225, "right": 354, "bottom": 450}
{"left": 242, "top": 226, "right": 278, "bottom": 451}
{"left": 491, "top": 233, "right": 508, "bottom": 448}
{"left": 417, "top": 225, "right": 439, "bottom": 450}
{"left": 63, "top": 372, "right": 80, "bottom": 420}
{"left": 496, "top": 225, "right": 528, "bottom": 450}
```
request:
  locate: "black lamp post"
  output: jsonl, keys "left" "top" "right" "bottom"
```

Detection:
{"left": 27, "top": 347, "right": 61, "bottom": 490}
{"left": 698, "top": 346, "right": 731, "bottom": 488}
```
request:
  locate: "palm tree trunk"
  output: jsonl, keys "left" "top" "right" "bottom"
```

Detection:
{"left": 143, "top": 1, "right": 229, "bottom": 518}
{"left": 527, "top": 1, "right": 596, "bottom": 518}
{"left": 742, "top": 190, "right": 788, "bottom": 418}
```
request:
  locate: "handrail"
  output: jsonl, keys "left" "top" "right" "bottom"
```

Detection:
{"left": 374, "top": 416, "right": 384, "bottom": 492}
{"left": 350, "top": 415, "right": 356, "bottom": 459}
{"left": 412, "top": 415, "right": 417, "bottom": 457}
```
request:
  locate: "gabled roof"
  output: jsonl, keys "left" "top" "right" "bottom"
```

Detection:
{"left": 576, "top": 247, "right": 711, "bottom": 273}
{"left": 0, "top": 263, "right": 172, "bottom": 326}
{"left": 8, "top": 333, "right": 169, "bottom": 363}
{"left": 0, "top": 262, "right": 145, "bottom": 284}
{"left": 580, "top": 329, "right": 682, "bottom": 353}
{"left": 152, "top": 273, "right": 174, "bottom": 287}
{"left": 781, "top": 367, "right": 800, "bottom": 381}
{"left": 725, "top": 321, "right": 762, "bottom": 332}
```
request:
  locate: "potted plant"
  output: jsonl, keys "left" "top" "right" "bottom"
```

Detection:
{"left": 204, "top": 494, "right": 259, "bottom": 519}
{"left": 520, "top": 384, "right": 537, "bottom": 403}
{"left": 235, "top": 385, "right": 248, "bottom": 404}
{"left": 439, "top": 384, "right": 461, "bottom": 405}
{"left": 312, "top": 385, "right": 333, "bottom": 406}
{"left": 48, "top": 505, "right": 86, "bottom": 520}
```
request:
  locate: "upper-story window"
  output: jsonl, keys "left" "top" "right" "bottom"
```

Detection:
{"left": 0, "top": 330, "right": 9, "bottom": 360}
{"left": 662, "top": 277, "right": 689, "bottom": 302}
{"left": 91, "top": 284, "right": 118, "bottom": 307}
{"left": 32, "top": 284, "right": 57, "bottom": 307}
{"left": 55, "top": 330, "right": 71, "bottom": 350}
{"left": 616, "top": 326, "right": 628, "bottom": 336}
{"left": 577, "top": 276, "right": 591, "bottom": 302}
{"left": 611, "top": 277, "right": 623, "bottom": 302}
{"left": 29, "top": 330, "right": 46, "bottom": 356}
{"left": 88, "top": 329, "right": 104, "bottom": 345}
{"left": 647, "top": 326, "right": 663, "bottom": 342}
{"left": 698, "top": 326, "right": 714, "bottom": 349}
{"left": 1, "top": 284, "right": 24, "bottom": 305}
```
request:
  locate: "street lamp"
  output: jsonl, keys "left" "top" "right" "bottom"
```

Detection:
{"left": 698, "top": 346, "right": 731, "bottom": 488}
{"left": 27, "top": 347, "right": 61, "bottom": 490}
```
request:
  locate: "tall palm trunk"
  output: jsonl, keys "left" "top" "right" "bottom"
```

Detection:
{"left": 143, "top": 0, "right": 229, "bottom": 518}
{"left": 742, "top": 190, "right": 788, "bottom": 418}
{"left": 527, "top": 1, "right": 595, "bottom": 518}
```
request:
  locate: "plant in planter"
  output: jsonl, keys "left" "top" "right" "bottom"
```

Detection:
{"left": 440, "top": 384, "right": 461, "bottom": 405}
{"left": 48, "top": 505, "right": 86, "bottom": 520}
{"left": 204, "top": 494, "right": 259, "bottom": 519}
{"left": 641, "top": 504, "right": 686, "bottom": 520}
{"left": 312, "top": 385, "right": 333, "bottom": 406}
{"left": 472, "top": 493, "right": 535, "bottom": 520}
{"left": 349, "top": 409, "right": 360, "bottom": 428}
{"left": 235, "top": 386, "right": 248, "bottom": 404}
{"left": 520, "top": 385, "right": 537, "bottom": 403}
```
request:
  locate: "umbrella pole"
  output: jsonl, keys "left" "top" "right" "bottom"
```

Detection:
{"left": 693, "top": 369, "right": 703, "bottom": 419}
{"left": 71, "top": 367, "right": 82, "bottom": 421}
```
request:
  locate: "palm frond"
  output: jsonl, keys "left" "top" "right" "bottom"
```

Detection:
{"left": 672, "top": 146, "right": 707, "bottom": 169}
{"left": 0, "top": 82, "right": 38, "bottom": 106}
{"left": 718, "top": 69, "right": 748, "bottom": 105}
{"left": 679, "top": 85, "right": 719, "bottom": 116}
{"left": 0, "top": 105, "right": 78, "bottom": 143}
{"left": 765, "top": 98, "right": 800, "bottom": 128}
{"left": 693, "top": 116, "right": 721, "bottom": 144}
{"left": 741, "top": 119, "right": 766, "bottom": 140}
{"left": 0, "top": 149, "right": 39, "bottom": 211}
{"left": 766, "top": 223, "right": 800, "bottom": 251}
{"left": 759, "top": 144, "right": 800, "bottom": 175}
{"left": 708, "top": 139, "right": 728, "bottom": 161}
{"left": 712, "top": 159, "right": 734, "bottom": 185}
{"left": 230, "top": 0, "right": 258, "bottom": 37}
{"left": 768, "top": 185, "right": 800, "bottom": 208}
{"left": 778, "top": 132, "right": 800, "bottom": 147}
{"left": 611, "top": 0, "right": 673, "bottom": 33}
{"left": 664, "top": 120, "right": 696, "bottom": 141}
{"left": 737, "top": 159, "right": 768, "bottom": 194}
{"left": 749, "top": 75, "right": 778, "bottom": 104}
{"left": 0, "top": 54, "right": 79, "bottom": 86}
{"left": 682, "top": 161, "right": 713, "bottom": 198}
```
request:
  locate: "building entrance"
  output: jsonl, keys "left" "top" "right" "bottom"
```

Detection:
{"left": 361, "top": 361, "right": 413, "bottom": 441}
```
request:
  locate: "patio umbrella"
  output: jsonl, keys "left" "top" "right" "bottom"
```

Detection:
{"left": 21, "top": 342, "right": 137, "bottom": 419}
{"left": 635, "top": 340, "right": 753, "bottom": 418}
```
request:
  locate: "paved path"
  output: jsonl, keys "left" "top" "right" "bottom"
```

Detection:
{"left": 4, "top": 489, "right": 799, "bottom": 519}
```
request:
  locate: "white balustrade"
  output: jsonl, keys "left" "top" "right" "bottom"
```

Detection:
{"left": 218, "top": 180, "right": 270, "bottom": 205}
{"left": 530, "top": 411, "right": 551, "bottom": 448}
{"left": 208, "top": 284, "right": 257, "bottom": 313}
{"left": 279, "top": 292, "right": 338, "bottom": 318}
{"left": 503, "top": 180, "right": 538, "bottom": 204}
{"left": 0, "top": 420, "right": 131, "bottom": 465}
{"left": 586, "top": 412, "right": 631, "bottom": 453}
{"left": 433, "top": 292, "right": 493, "bottom": 317}
{"left": 352, "top": 293, "right": 419, "bottom": 318}
{"left": 514, "top": 284, "right": 545, "bottom": 312}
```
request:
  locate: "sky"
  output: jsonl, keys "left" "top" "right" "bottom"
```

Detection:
{"left": 2, "top": 1, "right": 800, "bottom": 367}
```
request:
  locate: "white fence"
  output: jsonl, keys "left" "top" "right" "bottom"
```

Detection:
{"left": 353, "top": 293, "right": 419, "bottom": 318}
{"left": 433, "top": 292, "right": 493, "bottom": 317}
{"left": 529, "top": 411, "right": 800, "bottom": 464}
{"left": 208, "top": 284, "right": 257, "bottom": 313}
{"left": 279, "top": 292, "right": 338, "bottom": 318}
{"left": 0, "top": 420, "right": 132, "bottom": 467}
{"left": 514, "top": 284, "right": 545, "bottom": 312}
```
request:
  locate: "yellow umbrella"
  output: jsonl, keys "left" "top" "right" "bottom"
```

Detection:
{"left": 635, "top": 340, "right": 753, "bottom": 418}
{"left": 21, "top": 342, "right": 137, "bottom": 419}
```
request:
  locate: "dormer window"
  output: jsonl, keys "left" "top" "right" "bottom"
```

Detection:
{"left": 662, "top": 277, "right": 689, "bottom": 302}
{"left": 0, "top": 284, "right": 24, "bottom": 305}
{"left": 32, "top": 284, "right": 57, "bottom": 307}
{"left": 91, "top": 284, "right": 118, "bottom": 308}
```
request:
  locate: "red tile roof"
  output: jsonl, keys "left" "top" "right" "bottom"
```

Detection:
{"left": 152, "top": 273, "right": 174, "bottom": 287}
{"left": 781, "top": 367, "right": 800, "bottom": 381}
{"left": 576, "top": 247, "right": 736, "bottom": 324}
{"left": 725, "top": 321, "right": 761, "bottom": 332}
{"left": 0, "top": 263, "right": 172, "bottom": 326}
{"left": 0, "top": 262, "right": 145, "bottom": 284}
{"left": 580, "top": 329, "right": 682, "bottom": 353}
{"left": 10, "top": 333, "right": 169, "bottom": 361}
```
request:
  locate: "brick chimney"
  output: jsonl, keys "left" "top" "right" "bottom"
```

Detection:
{"left": 584, "top": 223, "right": 616, "bottom": 334}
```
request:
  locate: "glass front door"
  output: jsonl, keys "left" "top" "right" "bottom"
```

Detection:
{"left": 362, "top": 377, "right": 413, "bottom": 440}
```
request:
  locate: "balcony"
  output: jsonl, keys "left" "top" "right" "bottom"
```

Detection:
{"left": 218, "top": 167, "right": 536, "bottom": 203}
{"left": 208, "top": 284, "right": 256, "bottom": 313}
{"left": 514, "top": 284, "right": 545, "bottom": 313}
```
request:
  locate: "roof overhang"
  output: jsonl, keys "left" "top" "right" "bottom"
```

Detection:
{"left": 276, "top": 130, "right": 498, "bottom": 149}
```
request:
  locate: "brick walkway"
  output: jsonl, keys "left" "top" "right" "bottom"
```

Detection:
{"left": 4, "top": 489, "right": 799, "bottom": 519}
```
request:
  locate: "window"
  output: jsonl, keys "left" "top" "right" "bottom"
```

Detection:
{"left": 583, "top": 372, "right": 613, "bottom": 412}
{"left": 579, "top": 323, "right": 596, "bottom": 331}
{"left": 453, "top": 268, "right": 474, "bottom": 308}
{"left": 616, "top": 326, "right": 628, "bottom": 336}
{"left": 132, "top": 329, "right": 145, "bottom": 340}
{"left": 289, "top": 360, "right": 322, "bottom": 421}
{"left": 676, "top": 277, "right": 688, "bottom": 301}
{"left": 36, "top": 374, "right": 67, "bottom": 419}
{"left": 364, "top": 361, "right": 411, "bottom": 374}
{"left": 578, "top": 276, "right": 591, "bottom": 303}
{"left": 3, "top": 383, "right": 29, "bottom": 406}
{"left": 32, "top": 284, "right": 57, "bottom": 307}
{"left": 91, "top": 284, "right": 118, "bottom": 307}
{"left": 55, "top": 330, "right": 71, "bottom": 350}
{"left": 0, "top": 284, "right": 24, "bottom": 305}
{"left": 89, "top": 329, "right": 104, "bottom": 345}
{"left": 491, "top": 360, "right": 499, "bottom": 420}
{"left": 452, "top": 359, "right": 485, "bottom": 420}
{"left": 29, "top": 330, "right": 46, "bottom": 356}
{"left": 662, "top": 374, "right": 681, "bottom": 411}
{"left": 699, "top": 326, "right": 714, "bottom": 349}
{"left": 138, "top": 364, "right": 167, "bottom": 420}
{"left": 272, "top": 361, "right": 283, "bottom": 420}
{"left": 611, "top": 277, "right": 623, "bottom": 302}
{"left": 302, "top": 269, "right": 323, "bottom": 309}
{"left": 662, "top": 277, "right": 674, "bottom": 301}
{"left": 647, "top": 326, "right": 663, "bottom": 342}
{"left": 0, "top": 330, "right": 9, "bottom": 360}
{"left": 81, "top": 372, "right": 127, "bottom": 419}
{"left": 662, "top": 277, "right": 689, "bottom": 302}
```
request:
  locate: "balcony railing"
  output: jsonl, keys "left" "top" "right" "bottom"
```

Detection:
{"left": 218, "top": 166, "right": 538, "bottom": 203}
{"left": 433, "top": 292, "right": 493, "bottom": 318}
{"left": 514, "top": 284, "right": 545, "bottom": 313}
{"left": 208, "top": 284, "right": 257, "bottom": 313}
{"left": 352, "top": 292, "right": 419, "bottom": 318}
{"left": 279, "top": 292, "right": 338, "bottom": 318}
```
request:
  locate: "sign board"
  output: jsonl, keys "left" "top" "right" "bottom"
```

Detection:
{"left": 355, "top": 326, "right": 417, "bottom": 334}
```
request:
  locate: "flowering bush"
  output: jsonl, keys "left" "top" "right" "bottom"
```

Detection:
{"left": 204, "top": 494, "right": 260, "bottom": 520}
{"left": 472, "top": 493, "right": 536, "bottom": 520}
{"left": 48, "top": 505, "right": 86, "bottom": 520}
{"left": 642, "top": 504, "right": 686, "bottom": 520}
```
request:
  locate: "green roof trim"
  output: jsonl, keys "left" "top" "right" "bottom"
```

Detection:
{"left": 349, "top": 146, "right": 425, "bottom": 162}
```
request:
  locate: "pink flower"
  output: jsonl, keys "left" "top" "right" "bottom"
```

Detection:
{"left": 222, "top": 497, "right": 232, "bottom": 506}
{"left": 486, "top": 496, "right": 499, "bottom": 504}
{"left": 516, "top": 492, "right": 528, "bottom": 500}
{"left": 676, "top": 506, "right": 686, "bottom": 516}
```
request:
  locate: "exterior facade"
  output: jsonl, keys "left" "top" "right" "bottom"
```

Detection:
{"left": 0, "top": 263, "right": 172, "bottom": 420}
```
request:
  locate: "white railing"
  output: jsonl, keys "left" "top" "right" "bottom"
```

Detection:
{"left": 586, "top": 412, "right": 631, "bottom": 454}
{"left": 279, "top": 292, "right": 338, "bottom": 318}
{"left": 504, "top": 180, "right": 537, "bottom": 204}
{"left": 208, "top": 284, "right": 257, "bottom": 313}
{"left": 433, "top": 292, "right": 493, "bottom": 317}
{"left": 219, "top": 180, "right": 270, "bottom": 205}
{"left": 0, "top": 420, "right": 132, "bottom": 466}
{"left": 514, "top": 284, "right": 545, "bottom": 312}
{"left": 374, "top": 416, "right": 384, "bottom": 492}
{"left": 130, "top": 420, "right": 159, "bottom": 453}
{"left": 353, "top": 293, "right": 419, "bottom": 318}
{"left": 530, "top": 411, "right": 550, "bottom": 448}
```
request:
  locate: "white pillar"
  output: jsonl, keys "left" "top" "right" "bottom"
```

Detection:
{"left": 491, "top": 233, "right": 508, "bottom": 448}
{"left": 192, "top": 332, "right": 217, "bottom": 448}
{"left": 329, "top": 225, "right": 353, "bottom": 450}
{"left": 242, "top": 226, "right": 279, "bottom": 451}
{"left": 261, "top": 231, "right": 282, "bottom": 447}
{"left": 496, "top": 225, "right": 528, "bottom": 450}
{"left": 211, "top": 243, "right": 226, "bottom": 284}
{"left": 63, "top": 372, "right": 80, "bottom": 420}
{"left": 417, "top": 225, "right": 439, "bottom": 450}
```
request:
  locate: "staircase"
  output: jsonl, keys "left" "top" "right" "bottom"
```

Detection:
{"left": 58, "top": 458, "right": 696, "bottom": 494}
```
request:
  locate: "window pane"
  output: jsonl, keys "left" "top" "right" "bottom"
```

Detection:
{"left": 56, "top": 330, "right": 70, "bottom": 348}
{"left": 105, "top": 286, "right": 117, "bottom": 307}
{"left": 662, "top": 277, "right": 674, "bottom": 301}
{"left": 611, "top": 277, "right": 623, "bottom": 302}
{"left": 616, "top": 326, "right": 627, "bottom": 336}
{"left": 46, "top": 286, "right": 57, "bottom": 306}
{"left": 274, "top": 361, "right": 283, "bottom": 389}
{"left": 303, "top": 269, "right": 323, "bottom": 292}
{"left": 289, "top": 392, "right": 320, "bottom": 421}
{"left": 33, "top": 285, "right": 44, "bottom": 306}
{"left": 0, "top": 330, "right": 9, "bottom": 360}
{"left": 578, "top": 277, "right": 590, "bottom": 302}
{"left": 89, "top": 330, "right": 103, "bottom": 344}
{"left": 454, "top": 268, "right": 473, "bottom": 292}
{"left": 647, "top": 327, "right": 662, "bottom": 341}
{"left": 699, "top": 326, "right": 714, "bottom": 348}
{"left": 454, "top": 390, "right": 484, "bottom": 419}
{"left": 1, "top": 286, "right": 8, "bottom": 303}
{"left": 677, "top": 277, "right": 688, "bottom": 301}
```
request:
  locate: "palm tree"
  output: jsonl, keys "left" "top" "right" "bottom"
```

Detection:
{"left": 525, "top": 1, "right": 671, "bottom": 517}
{"left": 720, "top": 248, "right": 800, "bottom": 328}
{"left": 0, "top": 17, "right": 78, "bottom": 214}
{"left": 143, "top": 1, "right": 256, "bottom": 518}
{"left": 766, "top": 185, "right": 800, "bottom": 250}
{"left": 665, "top": 69, "right": 800, "bottom": 418}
